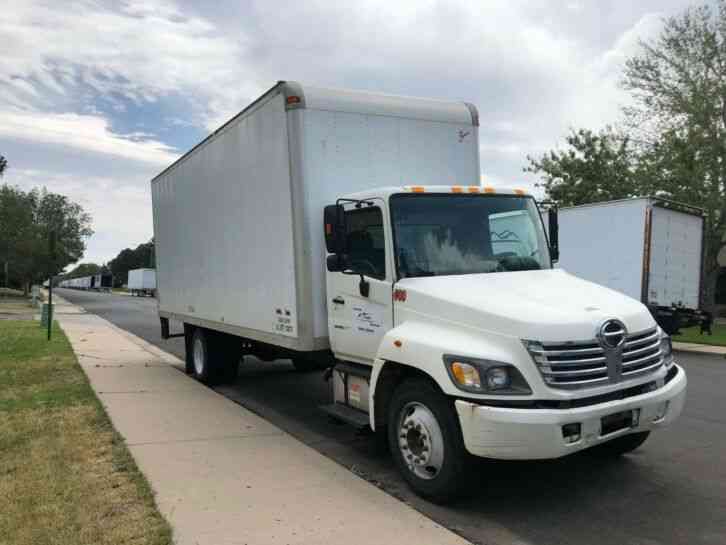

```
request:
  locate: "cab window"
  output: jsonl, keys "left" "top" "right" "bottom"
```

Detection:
{"left": 345, "top": 207, "right": 386, "bottom": 280}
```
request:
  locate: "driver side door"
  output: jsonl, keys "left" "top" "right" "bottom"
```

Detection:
{"left": 327, "top": 202, "right": 393, "bottom": 364}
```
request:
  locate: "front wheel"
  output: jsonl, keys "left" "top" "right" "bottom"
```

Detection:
{"left": 387, "top": 378, "right": 471, "bottom": 503}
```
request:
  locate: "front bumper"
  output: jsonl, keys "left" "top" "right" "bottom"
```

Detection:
{"left": 455, "top": 365, "right": 687, "bottom": 460}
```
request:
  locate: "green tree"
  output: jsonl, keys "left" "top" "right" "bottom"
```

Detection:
{"left": 621, "top": 1, "right": 726, "bottom": 308}
{"left": 525, "top": 127, "right": 645, "bottom": 206}
{"left": 0, "top": 184, "right": 93, "bottom": 291}
{"left": 527, "top": 2, "right": 726, "bottom": 309}
{"left": 108, "top": 240, "right": 155, "bottom": 287}
{"left": 32, "top": 189, "right": 93, "bottom": 280}
{"left": 0, "top": 185, "right": 35, "bottom": 288}
{"left": 0, "top": 155, "right": 7, "bottom": 177}
{"left": 66, "top": 263, "right": 102, "bottom": 278}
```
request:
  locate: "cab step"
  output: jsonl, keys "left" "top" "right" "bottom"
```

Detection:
{"left": 320, "top": 403, "right": 370, "bottom": 430}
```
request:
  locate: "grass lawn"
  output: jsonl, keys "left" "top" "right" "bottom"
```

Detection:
{"left": 673, "top": 323, "right": 726, "bottom": 347}
{"left": 0, "top": 320, "right": 172, "bottom": 545}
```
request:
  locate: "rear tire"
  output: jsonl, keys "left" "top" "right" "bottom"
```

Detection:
{"left": 189, "top": 328, "right": 240, "bottom": 385}
{"left": 190, "top": 328, "right": 214, "bottom": 384}
{"left": 594, "top": 431, "right": 650, "bottom": 457}
{"left": 387, "top": 378, "right": 471, "bottom": 503}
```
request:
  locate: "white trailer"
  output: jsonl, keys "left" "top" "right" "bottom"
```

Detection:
{"left": 152, "top": 82, "right": 686, "bottom": 502}
{"left": 89, "top": 273, "right": 113, "bottom": 292}
{"left": 558, "top": 197, "right": 704, "bottom": 333}
{"left": 127, "top": 268, "right": 156, "bottom": 297}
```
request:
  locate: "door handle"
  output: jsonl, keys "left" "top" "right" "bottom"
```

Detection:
{"left": 332, "top": 297, "right": 345, "bottom": 305}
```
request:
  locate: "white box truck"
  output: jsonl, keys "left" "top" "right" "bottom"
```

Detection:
{"left": 152, "top": 82, "right": 686, "bottom": 502}
{"left": 558, "top": 197, "right": 704, "bottom": 334}
{"left": 127, "top": 268, "right": 156, "bottom": 297}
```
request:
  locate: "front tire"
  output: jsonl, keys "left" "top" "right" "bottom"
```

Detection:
{"left": 387, "top": 378, "right": 471, "bottom": 503}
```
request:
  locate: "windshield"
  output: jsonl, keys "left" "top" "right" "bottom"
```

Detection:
{"left": 390, "top": 194, "right": 551, "bottom": 278}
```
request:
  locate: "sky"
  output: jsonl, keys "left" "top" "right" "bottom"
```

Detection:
{"left": 0, "top": 0, "right": 698, "bottom": 266}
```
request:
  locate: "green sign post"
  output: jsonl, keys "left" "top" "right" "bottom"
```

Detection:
{"left": 40, "top": 303, "right": 53, "bottom": 329}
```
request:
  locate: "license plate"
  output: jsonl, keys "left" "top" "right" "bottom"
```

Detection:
{"left": 600, "top": 410, "right": 635, "bottom": 436}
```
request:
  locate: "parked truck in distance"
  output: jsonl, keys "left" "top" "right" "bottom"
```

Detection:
{"left": 558, "top": 198, "right": 704, "bottom": 334}
{"left": 58, "top": 273, "right": 112, "bottom": 292}
{"left": 127, "top": 268, "right": 156, "bottom": 297}
{"left": 152, "top": 82, "right": 686, "bottom": 502}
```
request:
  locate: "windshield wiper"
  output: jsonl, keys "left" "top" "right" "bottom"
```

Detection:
{"left": 496, "top": 256, "right": 541, "bottom": 272}
{"left": 411, "top": 270, "right": 437, "bottom": 277}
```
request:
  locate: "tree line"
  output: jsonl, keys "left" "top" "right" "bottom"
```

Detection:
{"left": 527, "top": 1, "right": 726, "bottom": 309}
{"left": 60, "top": 241, "right": 155, "bottom": 288}
{"left": 106, "top": 240, "right": 155, "bottom": 287}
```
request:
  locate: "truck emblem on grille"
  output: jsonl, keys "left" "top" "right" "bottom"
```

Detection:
{"left": 598, "top": 319, "right": 627, "bottom": 382}
{"left": 598, "top": 319, "right": 626, "bottom": 350}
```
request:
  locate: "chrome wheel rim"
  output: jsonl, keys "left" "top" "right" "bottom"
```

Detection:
{"left": 193, "top": 336, "right": 205, "bottom": 376}
{"left": 397, "top": 401, "right": 445, "bottom": 480}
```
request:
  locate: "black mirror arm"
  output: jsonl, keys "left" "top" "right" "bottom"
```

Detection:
{"left": 358, "top": 274, "right": 370, "bottom": 297}
{"left": 340, "top": 265, "right": 370, "bottom": 297}
{"left": 547, "top": 206, "right": 560, "bottom": 263}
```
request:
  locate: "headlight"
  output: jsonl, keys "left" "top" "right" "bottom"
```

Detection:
{"left": 660, "top": 330, "right": 674, "bottom": 367}
{"left": 444, "top": 355, "right": 531, "bottom": 395}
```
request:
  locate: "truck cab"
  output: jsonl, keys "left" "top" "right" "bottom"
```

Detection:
{"left": 323, "top": 184, "right": 687, "bottom": 502}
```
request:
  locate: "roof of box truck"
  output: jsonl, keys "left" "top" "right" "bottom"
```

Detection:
{"left": 342, "top": 185, "right": 529, "bottom": 200}
{"left": 289, "top": 83, "right": 478, "bottom": 126}
{"left": 560, "top": 196, "right": 703, "bottom": 216}
{"left": 152, "top": 81, "right": 478, "bottom": 183}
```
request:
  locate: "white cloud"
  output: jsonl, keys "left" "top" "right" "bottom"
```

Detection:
{"left": 0, "top": 0, "right": 254, "bottom": 126}
{"left": 0, "top": 110, "right": 179, "bottom": 166}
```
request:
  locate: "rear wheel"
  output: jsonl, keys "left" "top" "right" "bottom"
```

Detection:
{"left": 595, "top": 431, "right": 650, "bottom": 457}
{"left": 387, "top": 378, "right": 471, "bottom": 503}
{"left": 191, "top": 328, "right": 213, "bottom": 384}
{"left": 189, "top": 328, "right": 240, "bottom": 385}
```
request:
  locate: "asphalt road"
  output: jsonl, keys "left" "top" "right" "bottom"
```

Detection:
{"left": 58, "top": 288, "right": 726, "bottom": 545}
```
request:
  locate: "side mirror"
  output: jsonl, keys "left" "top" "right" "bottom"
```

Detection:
{"left": 548, "top": 207, "right": 559, "bottom": 263}
{"left": 324, "top": 204, "right": 347, "bottom": 255}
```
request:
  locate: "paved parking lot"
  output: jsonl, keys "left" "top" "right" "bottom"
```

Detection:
{"left": 59, "top": 288, "right": 726, "bottom": 545}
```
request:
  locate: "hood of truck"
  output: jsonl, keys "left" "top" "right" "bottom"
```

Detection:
{"left": 395, "top": 268, "right": 655, "bottom": 342}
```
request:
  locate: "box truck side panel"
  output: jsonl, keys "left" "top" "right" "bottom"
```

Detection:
{"left": 153, "top": 91, "right": 299, "bottom": 344}
{"left": 648, "top": 205, "right": 702, "bottom": 309}
{"left": 298, "top": 106, "right": 480, "bottom": 340}
{"left": 558, "top": 199, "right": 647, "bottom": 302}
{"left": 143, "top": 269, "right": 156, "bottom": 290}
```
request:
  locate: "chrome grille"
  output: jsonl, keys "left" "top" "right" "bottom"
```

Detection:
{"left": 526, "top": 326, "right": 662, "bottom": 389}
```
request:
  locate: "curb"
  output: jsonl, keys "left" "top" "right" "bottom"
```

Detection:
{"left": 673, "top": 342, "right": 726, "bottom": 356}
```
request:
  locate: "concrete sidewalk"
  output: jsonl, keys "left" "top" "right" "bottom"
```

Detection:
{"left": 50, "top": 295, "right": 470, "bottom": 545}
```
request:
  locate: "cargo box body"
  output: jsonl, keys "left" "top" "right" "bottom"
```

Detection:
{"left": 127, "top": 269, "right": 156, "bottom": 291}
{"left": 558, "top": 198, "right": 704, "bottom": 312}
{"left": 151, "top": 82, "right": 480, "bottom": 351}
